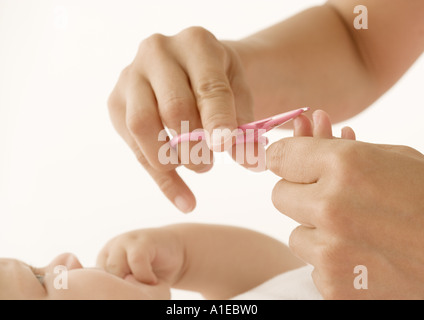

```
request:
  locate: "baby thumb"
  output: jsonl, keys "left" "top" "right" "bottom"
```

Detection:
{"left": 128, "top": 252, "right": 158, "bottom": 285}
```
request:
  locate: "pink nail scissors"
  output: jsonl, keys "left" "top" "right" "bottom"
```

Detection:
{"left": 170, "top": 107, "right": 310, "bottom": 148}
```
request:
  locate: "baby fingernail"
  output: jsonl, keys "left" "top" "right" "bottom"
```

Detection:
{"left": 312, "top": 111, "right": 319, "bottom": 124}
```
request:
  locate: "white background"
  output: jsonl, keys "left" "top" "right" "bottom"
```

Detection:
{"left": 0, "top": 0, "right": 423, "bottom": 299}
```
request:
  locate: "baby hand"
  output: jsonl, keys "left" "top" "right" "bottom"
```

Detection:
{"left": 96, "top": 226, "right": 185, "bottom": 287}
{"left": 293, "top": 109, "right": 356, "bottom": 140}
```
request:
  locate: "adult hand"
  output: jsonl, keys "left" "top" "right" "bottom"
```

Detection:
{"left": 107, "top": 27, "right": 253, "bottom": 213}
{"left": 267, "top": 133, "right": 424, "bottom": 299}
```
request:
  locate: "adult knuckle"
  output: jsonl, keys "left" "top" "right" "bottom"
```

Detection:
{"left": 266, "top": 143, "right": 282, "bottom": 169}
{"left": 108, "top": 68, "right": 130, "bottom": 112}
{"left": 320, "top": 193, "right": 357, "bottom": 233}
{"left": 138, "top": 33, "right": 167, "bottom": 58}
{"left": 266, "top": 143, "right": 280, "bottom": 161}
{"left": 288, "top": 226, "right": 302, "bottom": 253}
{"left": 156, "top": 175, "right": 175, "bottom": 194}
{"left": 119, "top": 64, "right": 132, "bottom": 79}
{"left": 330, "top": 142, "right": 359, "bottom": 177}
{"left": 126, "top": 113, "right": 150, "bottom": 137}
{"left": 152, "top": 158, "right": 174, "bottom": 173}
{"left": 196, "top": 77, "right": 232, "bottom": 102}
{"left": 318, "top": 237, "right": 350, "bottom": 271}
{"left": 318, "top": 242, "right": 342, "bottom": 267}
{"left": 107, "top": 91, "right": 119, "bottom": 113}
{"left": 160, "top": 95, "right": 192, "bottom": 122}
{"left": 179, "top": 26, "right": 216, "bottom": 44}
{"left": 202, "top": 109, "right": 234, "bottom": 131}
{"left": 267, "top": 140, "right": 292, "bottom": 173}
{"left": 316, "top": 198, "right": 339, "bottom": 224}
{"left": 120, "top": 232, "right": 136, "bottom": 243}
{"left": 143, "top": 33, "right": 166, "bottom": 49}
{"left": 271, "top": 183, "right": 280, "bottom": 208}
{"left": 316, "top": 197, "right": 355, "bottom": 236}
{"left": 179, "top": 27, "right": 226, "bottom": 59}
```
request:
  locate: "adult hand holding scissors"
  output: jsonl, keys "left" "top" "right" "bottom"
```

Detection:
{"left": 107, "top": 27, "right": 255, "bottom": 213}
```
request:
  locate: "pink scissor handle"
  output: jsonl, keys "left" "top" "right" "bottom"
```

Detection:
{"left": 170, "top": 131, "right": 207, "bottom": 148}
{"left": 170, "top": 107, "right": 309, "bottom": 148}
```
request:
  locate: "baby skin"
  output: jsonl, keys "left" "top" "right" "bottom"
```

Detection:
{"left": 0, "top": 111, "right": 355, "bottom": 300}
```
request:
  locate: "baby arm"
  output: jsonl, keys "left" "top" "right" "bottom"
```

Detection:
{"left": 169, "top": 224, "right": 304, "bottom": 300}
{"left": 97, "top": 224, "right": 304, "bottom": 300}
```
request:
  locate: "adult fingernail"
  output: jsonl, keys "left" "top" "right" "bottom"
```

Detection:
{"left": 174, "top": 196, "right": 194, "bottom": 214}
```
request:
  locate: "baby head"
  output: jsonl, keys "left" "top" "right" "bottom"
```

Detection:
{"left": 0, "top": 253, "right": 170, "bottom": 300}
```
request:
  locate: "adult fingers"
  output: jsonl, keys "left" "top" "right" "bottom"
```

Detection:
{"left": 178, "top": 28, "right": 238, "bottom": 151}
{"left": 225, "top": 42, "right": 255, "bottom": 127}
{"left": 145, "top": 158, "right": 196, "bottom": 213}
{"left": 125, "top": 76, "right": 178, "bottom": 172}
{"left": 108, "top": 55, "right": 196, "bottom": 213}
{"left": 144, "top": 46, "right": 213, "bottom": 173}
{"left": 266, "top": 137, "right": 332, "bottom": 183}
{"left": 123, "top": 128, "right": 196, "bottom": 213}
{"left": 225, "top": 42, "right": 262, "bottom": 167}
{"left": 227, "top": 53, "right": 264, "bottom": 170}
{"left": 272, "top": 179, "right": 319, "bottom": 227}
